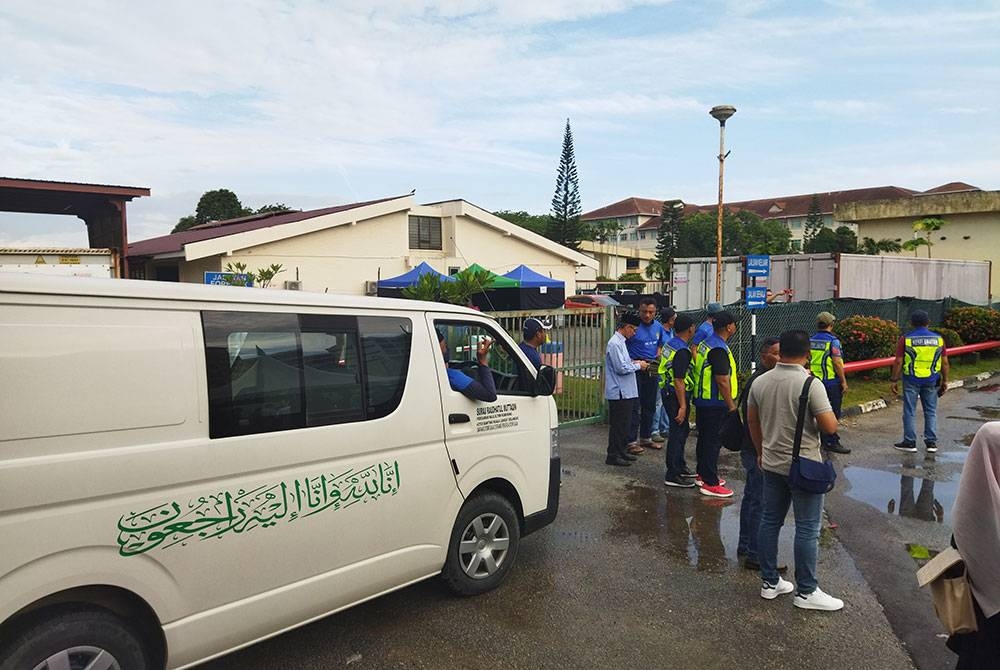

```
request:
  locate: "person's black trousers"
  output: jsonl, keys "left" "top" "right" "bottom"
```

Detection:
{"left": 628, "top": 372, "right": 659, "bottom": 443}
{"left": 694, "top": 405, "right": 728, "bottom": 486}
{"left": 823, "top": 382, "right": 842, "bottom": 447}
{"left": 608, "top": 398, "right": 636, "bottom": 458}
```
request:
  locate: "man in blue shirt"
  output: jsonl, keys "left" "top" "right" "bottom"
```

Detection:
{"left": 606, "top": 312, "right": 649, "bottom": 466}
{"left": 809, "top": 311, "right": 850, "bottom": 454}
{"left": 890, "top": 310, "right": 949, "bottom": 454}
{"left": 437, "top": 328, "right": 498, "bottom": 402}
{"left": 626, "top": 298, "right": 667, "bottom": 452}
{"left": 691, "top": 301, "right": 725, "bottom": 349}
{"left": 519, "top": 317, "right": 550, "bottom": 371}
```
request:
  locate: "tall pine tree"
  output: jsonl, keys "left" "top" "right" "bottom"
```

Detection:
{"left": 802, "top": 193, "right": 824, "bottom": 250}
{"left": 647, "top": 199, "right": 683, "bottom": 279}
{"left": 547, "top": 119, "right": 583, "bottom": 250}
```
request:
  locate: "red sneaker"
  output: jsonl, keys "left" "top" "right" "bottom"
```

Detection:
{"left": 695, "top": 477, "right": 726, "bottom": 488}
{"left": 699, "top": 483, "right": 734, "bottom": 498}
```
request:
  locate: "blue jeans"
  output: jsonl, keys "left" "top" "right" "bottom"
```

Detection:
{"left": 738, "top": 445, "right": 762, "bottom": 561}
{"left": 758, "top": 470, "right": 824, "bottom": 594}
{"left": 822, "top": 382, "right": 842, "bottom": 447}
{"left": 902, "top": 382, "right": 938, "bottom": 444}
{"left": 653, "top": 391, "right": 670, "bottom": 436}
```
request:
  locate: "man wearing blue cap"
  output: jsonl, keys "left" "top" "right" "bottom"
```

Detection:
{"left": 520, "top": 317, "right": 551, "bottom": 371}
{"left": 890, "top": 310, "right": 949, "bottom": 454}
{"left": 692, "top": 301, "right": 725, "bottom": 349}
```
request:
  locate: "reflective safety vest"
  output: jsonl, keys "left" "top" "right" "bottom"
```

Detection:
{"left": 658, "top": 336, "right": 692, "bottom": 391}
{"left": 903, "top": 328, "right": 944, "bottom": 384}
{"left": 809, "top": 334, "right": 836, "bottom": 383}
{"left": 691, "top": 334, "right": 738, "bottom": 407}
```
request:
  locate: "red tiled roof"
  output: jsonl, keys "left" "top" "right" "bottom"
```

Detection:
{"left": 920, "top": 182, "right": 980, "bottom": 195}
{"left": 581, "top": 197, "right": 669, "bottom": 220}
{"left": 714, "top": 186, "right": 919, "bottom": 220}
{"left": 636, "top": 204, "right": 705, "bottom": 230}
{"left": 0, "top": 177, "right": 150, "bottom": 197}
{"left": 128, "top": 195, "right": 409, "bottom": 258}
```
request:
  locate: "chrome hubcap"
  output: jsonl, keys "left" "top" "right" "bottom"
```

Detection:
{"left": 458, "top": 512, "right": 510, "bottom": 579}
{"left": 33, "top": 646, "right": 120, "bottom": 670}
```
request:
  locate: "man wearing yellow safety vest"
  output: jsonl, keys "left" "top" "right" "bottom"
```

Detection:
{"left": 809, "top": 312, "right": 850, "bottom": 454}
{"left": 890, "top": 310, "right": 949, "bottom": 454}
{"left": 691, "top": 310, "right": 739, "bottom": 498}
{"left": 658, "top": 314, "right": 698, "bottom": 488}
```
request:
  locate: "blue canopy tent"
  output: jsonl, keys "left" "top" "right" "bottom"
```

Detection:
{"left": 484, "top": 264, "right": 565, "bottom": 310}
{"left": 376, "top": 261, "right": 453, "bottom": 297}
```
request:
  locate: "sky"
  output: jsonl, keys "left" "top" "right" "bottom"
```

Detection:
{"left": 2, "top": 0, "right": 999, "bottom": 247}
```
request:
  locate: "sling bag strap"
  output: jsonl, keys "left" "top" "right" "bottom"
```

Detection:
{"left": 792, "top": 376, "right": 816, "bottom": 460}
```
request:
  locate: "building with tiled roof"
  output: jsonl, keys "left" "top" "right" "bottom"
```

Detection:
{"left": 581, "top": 183, "right": 982, "bottom": 251}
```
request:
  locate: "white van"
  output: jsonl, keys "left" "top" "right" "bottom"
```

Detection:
{"left": 0, "top": 274, "right": 560, "bottom": 670}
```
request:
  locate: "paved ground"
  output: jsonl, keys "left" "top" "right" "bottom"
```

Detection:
{"left": 194, "top": 380, "right": 1000, "bottom": 669}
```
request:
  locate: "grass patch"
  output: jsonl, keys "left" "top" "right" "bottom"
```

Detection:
{"left": 846, "top": 355, "right": 1000, "bottom": 406}
{"left": 555, "top": 374, "right": 603, "bottom": 419}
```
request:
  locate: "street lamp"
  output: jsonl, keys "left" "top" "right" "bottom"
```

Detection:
{"left": 709, "top": 104, "right": 736, "bottom": 302}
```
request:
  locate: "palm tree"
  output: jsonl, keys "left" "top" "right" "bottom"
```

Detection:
{"left": 912, "top": 217, "right": 946, "bottom": 258}
{"left": 901, "top": 238, "right": 930, "bottom": 257}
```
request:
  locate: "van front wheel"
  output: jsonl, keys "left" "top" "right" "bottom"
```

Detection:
{"left": 442, "top": 492, "right": 520, "bottom": 596}
{"left": 0, "top": 609, "right": 149, "bottom": 670}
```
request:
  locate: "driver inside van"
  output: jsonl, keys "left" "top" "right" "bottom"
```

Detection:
{"left": 437, "top": 327, "right": 498, "bottom": 402}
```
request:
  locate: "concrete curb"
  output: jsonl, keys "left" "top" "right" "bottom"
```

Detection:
{"left": 841, "top": 369, "right": 1000, "bottom": 417}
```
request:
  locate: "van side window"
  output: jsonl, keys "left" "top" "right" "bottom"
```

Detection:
{"left": 202, "top": 312, "right": 412, "bottom": 438}
{"left": 435, "top": 321, "right": 533, "bottom": 396}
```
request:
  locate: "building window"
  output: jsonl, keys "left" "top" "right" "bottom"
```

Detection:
{"left": 619, "top": 233, "right": 628, "bottom": 241}
{"left": 791, "top": 240, "right": 802, "bottom": 251}
{"left": 448, "top": 266, "right": 460, "bottom": 275}
{"left": 202, "top": 311, "right": 412, "bottom": 438}
{"left": 129, "top": 266, "right": 146, "bottom": 280}
{"left": 408, "top": 216, "right": 442, "bottom": 250}
{"left": 626, "top": 258, "right": 640, "bottom": 270}
{"left": 629, "top": 232, "right": 638, "bottom": 241}
{"left": 638, "top": 232, "right": 647, "bottom": 240}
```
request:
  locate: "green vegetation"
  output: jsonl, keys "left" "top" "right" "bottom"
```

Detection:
{"left": 944, "top": 306, "right": 1000, "bottom": 344}
{"left": 846, "top": 355, "right": 1000, "bottom": 406}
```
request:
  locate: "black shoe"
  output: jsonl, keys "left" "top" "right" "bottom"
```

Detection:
{"left": 679, "top": 468, "right": 697, "bottom": 479}
{"left": 925, "top": 442, "right": 938, "bottom": 453}
{"left": 743, "top": 558, "right": 788, "bottom": 573}
{"left": 605, "top": 456, "right": 632, "bottom": 467}
{"left": 825, "top": 443, "right": 851, "bottom": 454}
{"left": 622, "top": 453, "right": 638, "bottom": 461}
{"left": 893, "top": 441, "right": 917, "bottom": 453}
{"left": 664, "top": 475, "right": 696, "bottom": 488}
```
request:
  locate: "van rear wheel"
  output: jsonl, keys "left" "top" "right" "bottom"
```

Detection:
{"left": 442, "top": 492, "right": 520, "bottom": 596}
{"left": 0, "top": 609, "right": 149, "bottom": 670}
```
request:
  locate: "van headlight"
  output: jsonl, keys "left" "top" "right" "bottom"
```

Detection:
{"left": 550, "top": 428, "right": 559, "bottom": 458}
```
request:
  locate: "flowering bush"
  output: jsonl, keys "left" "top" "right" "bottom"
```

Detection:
{"left": 832, "top": 316, "right": 900, "bottom": 361}
{"left": 943, "top": 307, "right": 1000, "bottom": 344}
{"left": 933, "top": 326, "right": 964, "bottom": 348}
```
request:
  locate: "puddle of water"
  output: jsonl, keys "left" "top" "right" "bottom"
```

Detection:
{"left": 971, "top": 405, "right": 1000, "bottom": 419}
{"left": 959, "top": 433, "right": 977, "bottom": 446}
{"left": 844, "top": 466, "right": 956, "bottom": 524}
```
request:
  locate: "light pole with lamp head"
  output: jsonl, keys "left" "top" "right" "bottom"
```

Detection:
{"left": 709, "top": 105, "right": 736, "bottom": 302}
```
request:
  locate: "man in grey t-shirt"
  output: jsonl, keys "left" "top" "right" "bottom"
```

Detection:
{"left": 748, "top": 330, "right": 842, "bottom": 611}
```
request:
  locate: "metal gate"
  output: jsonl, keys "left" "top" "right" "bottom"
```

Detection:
{"left": 489, "top": 307, "right": 613, "bottom": 426}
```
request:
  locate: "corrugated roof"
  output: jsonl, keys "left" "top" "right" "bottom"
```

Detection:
{"left": 128, "top": 195, "right": 409, "bottom": 258}
{"left": 0, "top": 177, "right": 150, "bottom": 197}
{"left": 0, "top": 247, "right": 113, "bottom": 254}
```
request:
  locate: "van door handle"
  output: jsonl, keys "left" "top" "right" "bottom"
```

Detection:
{"left": 448, "top": 413, "right": 470, "bottom": 424}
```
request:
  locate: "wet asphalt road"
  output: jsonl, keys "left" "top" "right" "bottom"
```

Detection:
{"left": 200, "top": 375, "right": 998, "bottom": 670}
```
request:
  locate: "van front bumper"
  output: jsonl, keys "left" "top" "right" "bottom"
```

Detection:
{"left": 522, "top": 456, "right": 560, "bottom": 536}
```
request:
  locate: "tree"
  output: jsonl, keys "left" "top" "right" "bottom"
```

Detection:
{"left": 834, "top": 225, "right": 858, "bottom": 253}
{"left": 253, "top": 203, "right": 294, "bottom": 215}
{"left": 803, "top": 227, "right": 839, "bottom": 253}
{"left": 735, "top": 212, "right": 791, "bottom": 254}
{"left": 912, "top": 217, "right": 946, "bottom": 258}
{"left": 586, "top": 218, "right": 624, "bottom": 244}
{"left": 220, "top": 261, "right": 286, "bottom": 288}
{"left": 173, "top": 215, "right": 198, "bottom": 233}
{"left": 648, "top": 200, "right": 684, "bottom": 280}
{"left": 860, "top": 237, "right": 903, "bottom": 255}
{"left": 546, "top": 119, "right": 583, "bottom": 250}
{"left": 902, "top": 238, "right": 930, "bottom": 257}
{"left": 802, "top": 194, "right": 824, "bottom": 249}
{"left": 441, "top": 268, "right": 495, "bottom": 306}
{"left": 617, "top": 272, "right": 645, "bottom": 292}
{"left": 674, "top": 211, "right": 741, "bottom": 257}
{"left": 493, "top": 210, "right": 548, "bottom": 235}
{"left": 401, "top": 273, "right": 445, "bottom": 302}
{"left": 195, "top": 189, "right": 246, "bottom": 224}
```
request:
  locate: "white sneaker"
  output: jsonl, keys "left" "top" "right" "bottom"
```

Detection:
{"left": 793, "top": 587, "right": 844, "bottom": 611}
{"left": 760, "top": 576, "right": 794, "bottom": 600}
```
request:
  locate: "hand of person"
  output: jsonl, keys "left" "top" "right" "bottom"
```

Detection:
{"left": 477, "top": 338, "right": 493, "bottom": 364}
{"left": 937, "top": 382, "right": 947, "bottom": 398}
{"left": 890, "top": 381, "right": 899, "bottom": 396}
{"left": 841, "top": 379, "right": 849, "bottom": 393}
{"left": 675, "top": 406, "right": 686, "bottom": 424}
{"left": 636, "top": 360, "right": 649, "bottom": 371}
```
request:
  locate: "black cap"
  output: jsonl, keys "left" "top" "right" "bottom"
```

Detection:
{"left": 674, "top": 314, "right": 695, "bottom": 333}
{"left": 620, "top": 312, "right": 641, "bottom": 327}
{"left": 911, "top": 309, "right": 930, "bottom": 327}
{"left": 712, "top": 311, "right": 736, "bottom": 330}
{"left": 660, "top": 307, "right": 676, "bottom": 323}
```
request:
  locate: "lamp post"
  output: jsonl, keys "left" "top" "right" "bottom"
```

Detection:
{"left": 709, "top": 105, "right": 736, "bottom": 302}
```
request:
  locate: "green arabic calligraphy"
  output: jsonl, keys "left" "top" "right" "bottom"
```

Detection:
{"left": 116, "top": 461, "right": 400, "bottom": 557}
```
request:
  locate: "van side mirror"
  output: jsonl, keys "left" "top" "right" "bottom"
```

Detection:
{"left": 535, "top": 366, "right": 556, "bottom": 396}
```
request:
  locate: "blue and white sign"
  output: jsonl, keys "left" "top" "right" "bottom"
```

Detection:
{"left": 746, "top": 255, "right": 770, "bottom": 277}
{"left": 205, "top": 271, "right": 252, "bottom": 287}
{"left": 746, "top": 286, "right": 768, "bottom": 309}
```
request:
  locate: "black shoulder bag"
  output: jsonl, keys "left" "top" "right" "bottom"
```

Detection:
{"left": 788, "top": 376, "right": 837, "bottom": 493}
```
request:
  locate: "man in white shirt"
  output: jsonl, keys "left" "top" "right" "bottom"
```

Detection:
{"left": 605, "top": 313, "right": 649, "bottom": 466}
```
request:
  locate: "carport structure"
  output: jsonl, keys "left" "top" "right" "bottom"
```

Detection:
{"left": 0, "top": 177, "right": 150, "bottom": 277}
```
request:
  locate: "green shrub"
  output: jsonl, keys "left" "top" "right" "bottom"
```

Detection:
{"left": 943, "top": 307, "right": 1000, "bottom": 344}
{"left": 832, "top": 315, "right": 900, "bottom": 361}
{"left": 933, "top": 326, "right": 964, "bottom": 348}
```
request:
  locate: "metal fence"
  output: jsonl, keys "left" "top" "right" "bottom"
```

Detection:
{"left": 489, "top": 307, "right": 613, "bottom": 427}
{"left": 678, "top": 296, "right": 993, "bottom": 372}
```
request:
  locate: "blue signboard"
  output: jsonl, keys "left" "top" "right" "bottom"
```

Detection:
{"left": 746, "top": 255, "right": 770, "bottom": 277}
{"left": 746, "top": 286, "right": 768, "bottom": 309}
{"left": 205, "top": 271, "right": 252, "bottom": 287}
